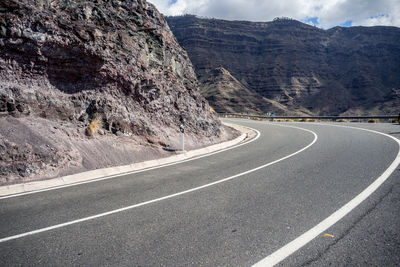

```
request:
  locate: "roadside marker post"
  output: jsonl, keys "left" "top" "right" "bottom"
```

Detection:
{"left": 180, "top": 124, "right": 185, "bottom": 151}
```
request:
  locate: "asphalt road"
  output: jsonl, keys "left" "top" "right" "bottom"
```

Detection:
{"left": 0, "top": 119, "right": 399, "bottom": 266}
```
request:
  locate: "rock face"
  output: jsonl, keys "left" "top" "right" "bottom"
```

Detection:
{"left": 0, "top": 1, "right": 229, "bottom": 184}
{"left": 200, "top": 67, "right": 288, "bottom": 114}
{"left": 166, "top": 15, "right": 400, "bottom": 115}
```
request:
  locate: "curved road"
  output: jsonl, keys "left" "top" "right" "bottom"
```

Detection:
{"left": 0, "top": 119, "right": 399, "bottom": 266}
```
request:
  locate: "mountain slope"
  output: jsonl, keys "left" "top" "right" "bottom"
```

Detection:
{"left": 200, "top": 67, "right": 290, "bottom": 114}
{"left": 166, "top": 15, "right": 400, "bottom": 115}
{"left": 0, "top": 1, "right": 232, "bottom": 184}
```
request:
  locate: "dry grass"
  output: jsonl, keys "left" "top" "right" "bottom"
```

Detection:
{"left": 209, "top": 106, "right": 216, "bottom": 113}
{"left": 368, "top": 119, "right": 379, "bottom": 123}
{"left": 86, "top": 118, "right": 101, "bottom": 136}
{"left": 337, "top": 119, "right": 348, "bottom": 122}
{"left": 392, "top": 118, "right": 399, "bottom": 124}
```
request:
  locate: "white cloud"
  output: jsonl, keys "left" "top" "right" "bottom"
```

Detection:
{"left": 149, "top": 0, "right": 208, "bottom": 16}
{"left": 356, "top": 14, "right": 399, "bottom": 27}
{"left": 148, "top": 0, "right": 400, "bottom": 28}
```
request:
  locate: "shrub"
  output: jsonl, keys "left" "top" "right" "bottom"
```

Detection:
{"left": 337, "top": 119, "right": 347, "bottom": 122}
{"left": 86, "top": 118, "right": 101, "bottom": 136}
{"left": 368, "top": 119, "right": 379, "bottom": 123}
{"left": 392, "top": 119, "right": 398, "bottom": 124}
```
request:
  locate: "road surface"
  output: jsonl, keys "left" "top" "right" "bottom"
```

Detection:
{"left": 0, "top": 119, "right": 399, "bottom": 266}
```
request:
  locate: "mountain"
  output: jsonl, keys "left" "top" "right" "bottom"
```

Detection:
{"left": 0, "top": 1, "right": 232, "bottom": 184}
{"left": 166, "top": 15, "right": 400, "bottom": 115}
{"left": 200, "top": 66, "right": 289, "bottom": 114}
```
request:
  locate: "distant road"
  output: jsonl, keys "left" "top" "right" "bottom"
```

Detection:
{"left": 1, "top": 119, "right": 399, "bottom": 266}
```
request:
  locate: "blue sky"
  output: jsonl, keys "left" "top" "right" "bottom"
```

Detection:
{"left": 148, "top": 0, "right": 400, "bottom": 29}
{"left": 304, "top": 17, "right": 352, "bottom": 27}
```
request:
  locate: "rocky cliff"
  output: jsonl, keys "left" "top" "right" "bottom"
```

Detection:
{"left": 166, "top": 15, "right": 400, "bottom": 115}
{"left": 200, "top": 67, "right": 288, "bottom": 114}
{"left": 0, "top": 1, "right": 232, "bottom": 184}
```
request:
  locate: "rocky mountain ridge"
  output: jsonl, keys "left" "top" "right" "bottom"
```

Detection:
{"left": 166, "top": 15, "right": 400, "bottom": 115}
{"left": 0, "top": 1, "right": 233, "bottom": 184}
{"left": 199, "top": 67, "right": 287, "bottom": 114}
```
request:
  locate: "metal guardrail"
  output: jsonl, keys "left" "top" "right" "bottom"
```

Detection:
{"left": 219, "top": 113, "right": 399, "bottom": 121}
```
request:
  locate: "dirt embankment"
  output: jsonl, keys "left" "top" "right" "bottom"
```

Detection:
{"left": 0, "top": 116, "right": 238, "bottom": 185}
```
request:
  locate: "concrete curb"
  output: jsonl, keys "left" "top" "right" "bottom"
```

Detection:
{"left": 0, "top": 123, "right": 250, "bottom": 197}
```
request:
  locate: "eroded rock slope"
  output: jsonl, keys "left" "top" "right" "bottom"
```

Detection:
{"left": 0, "top": 1, "right": 231, "bottom": 184}
{"left": 167, "top": 15, "right": 400, "bottom": 115}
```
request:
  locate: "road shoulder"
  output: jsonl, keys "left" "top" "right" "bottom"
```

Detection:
{"left": 0, "top": 123, "right": 254, "bottom": 197}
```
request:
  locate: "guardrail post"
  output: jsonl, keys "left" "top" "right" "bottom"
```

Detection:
{"left": 180, "top": 124, "right": 185, "bottom": 151}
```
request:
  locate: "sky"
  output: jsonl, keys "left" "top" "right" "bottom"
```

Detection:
{"left": 148, "top": 0, "right": 400, "bottom": 29}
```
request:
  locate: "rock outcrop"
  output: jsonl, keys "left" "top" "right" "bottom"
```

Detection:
{"left": 166, "top": 15, "right": 400, "bottom": 115}
{"left": 0, "top": 1, "right": 231, "bottom": 184}
{"left": 200, "top": 67, "right": 288, "bottom": 114}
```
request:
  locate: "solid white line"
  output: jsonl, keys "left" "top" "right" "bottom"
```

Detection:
{"left": 253, "top": 123, "right": 400, "bottom": 267}
{"left": 0, "top": 124, "right": 318, "bottom": 243}
{"left": 0, "top": 126, "right": 260, "bottom": 200}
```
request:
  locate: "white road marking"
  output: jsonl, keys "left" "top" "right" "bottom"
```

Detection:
{"left": 0, "top": 124, "right": 318, "bottom": 243}
{"left": 253, "top": 123, "right": 400, "bottom": 267}
{"left": 0, "top": 125, "right": 260, "bottom": 200}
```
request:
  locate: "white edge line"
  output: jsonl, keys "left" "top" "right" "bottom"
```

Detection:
{"left": 0, "top": 124, "right": 318, "bottom": 243}
{"left": 0, "top": 125, "right": 260, "bottom": 200}
{"left": 253, "top": 123, "right": 400, "bottom": 267}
